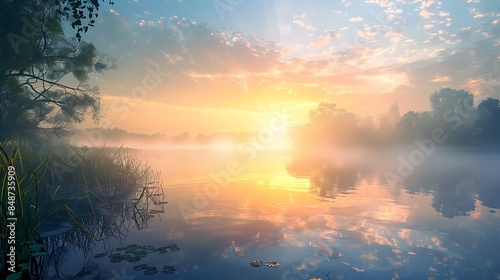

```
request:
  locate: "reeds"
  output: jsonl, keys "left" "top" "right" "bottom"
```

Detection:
{"left": 1, "top": 141, "right": 165, "bottom": 279}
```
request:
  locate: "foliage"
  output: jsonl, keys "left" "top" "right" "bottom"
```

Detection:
{"left": 54, "top": 0, "right": 115, "bottom": 41}
{"left": 0, "top": 141, "right": 164, "bottom": 279}
{"left": 290, "top": 88, "right": 500, "bottom": 149}
{"left": 0, "top": 0, "right": 116, "bottom": 142}
{"left": 0, "top": 140, "right": 84, "bottom": 278}
{"left": 473, "top": 98, "right": 500, "bottom": 144}
{"left": 430, "top": 88, "right": 474, "bottom": 117}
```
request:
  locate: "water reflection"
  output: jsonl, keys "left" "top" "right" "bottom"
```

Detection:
{"left": 396, "top": 151, "right": 500, "bottom": 218}
{"left": 287, "top": 149, "right": 500, "bottom": 218}
{"left": 281, "top": 150, "right": 500, "bottom": 279}
{"left": 33, "top": 149, "right": 500, "bottom": 279}
{"left": 31, "top": 174, "right": 168, "bottom": 279}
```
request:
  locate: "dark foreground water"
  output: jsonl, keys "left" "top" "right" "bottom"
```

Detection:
{"left": 43, "top": 148, "right": 500, "bottom": 280}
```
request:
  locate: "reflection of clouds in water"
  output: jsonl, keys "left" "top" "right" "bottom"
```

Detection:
{"left": 222, "top": 240, "right": 245, "bottom": 258}
{"left": 154, "top": 151, "right": 500, "bottom": 278}
{"left": 397, "top": 229, "right": 448, "bottom": 252}
{"left": 366, "top": 205, "right": 410, "bottom": 223}
{"left": 267, "top": 218, "right": 476, "bottom": 278}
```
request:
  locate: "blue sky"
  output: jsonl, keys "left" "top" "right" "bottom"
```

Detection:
{"left": 80, "top": 0, "right": 500, "bottom": 135}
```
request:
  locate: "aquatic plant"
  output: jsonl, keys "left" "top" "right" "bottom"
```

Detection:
{"left": 1, "top": 141, "right": 166, "bottom": 279}
{"left": 0, "top": 141, "right": 84, "bottom": 279}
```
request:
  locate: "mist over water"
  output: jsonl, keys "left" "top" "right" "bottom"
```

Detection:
{"left": 100, "top": 147, "right": 500, "bottom": 280}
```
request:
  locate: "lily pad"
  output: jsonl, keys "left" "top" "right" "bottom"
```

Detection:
{"left": 250, "top": 260, "right": 263, "bottom": 267}
{"left": 265, "top": 261, "right": 280, "bottom": 268}
{"left": 144, "top": 267, "right": 158, "bottom": 276}
{"left": 142, "top": 245, "right": 156, "bottom": 252}
{"left": 108, "top": 253, "right": 121, "bottom": 258}
{"left": 167, "top": 245, "right": 180, "bottom": 251}
{"left": 110, "top": 258, "right": 123, "bottom": 263}
{"left": 162, "top": 266, "right": 176, "bottom": 274}
{"left": 133, "top": 264, "right": 149, "bottom": 271}
{"left": 94, "top": 253, "right": 108, "bottom": 259}
{"left": 134, "top": 252, "right": 148, "bottom": 258}
{"left": 116, "top": 247, "right": 128, "bottom": 251}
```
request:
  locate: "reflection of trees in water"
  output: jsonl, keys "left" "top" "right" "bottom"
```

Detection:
{"left": 31, "top": 180, "right": 167, "bottom": 279}
{"left": 473, "top": 163, "right": 500, "bottom": 209}
{"left": 287, "top": 156, "right": 359, "bottom": 199}
{"left": 431, "top": 180, "right": 477, "bottom": 219}
{"left": 310, "top": 167, "right": 358, "bottom": 199}
{"left": 403, "top": 156, "right": 499, "bottom": 219}
{"left": 288, "top": 152, "right": 500, "bottom": 218}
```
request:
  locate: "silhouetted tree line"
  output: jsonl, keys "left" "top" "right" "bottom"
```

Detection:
{"left": 71, "top": 127, "right": 252, "bottom": 146}
{"left": 290, "top": 88, "right": 500, "bottom": 149}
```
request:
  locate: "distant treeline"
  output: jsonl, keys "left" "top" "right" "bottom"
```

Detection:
{"left": 71, "top": 128, "right": 252, "bottom": 147}
{"left": 290, "top": 88, "right": 500, "bottom": 149}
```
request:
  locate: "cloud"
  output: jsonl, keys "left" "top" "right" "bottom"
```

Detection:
{"left": 431, "top": 75, "right": 451, "bottom": 83}
{"left": 292, "top": 14, "right": 319, "bottom": 31}
{"left": 365, "top": 0, "right": 391, "bottom": 8}
{"left": 419, "top": 9, "right": 434, "bottom": 19}
{"left": 83, "top": 3, "right": 500, "bottom": 124}
{"left": 349, "top": 17, "right": 364, "bottom": 23}
{"left": 312, "top": 31, "right": 340, "bottom": 48}
{"left": 420, "top": 0, "right": 436, "bottom": 9}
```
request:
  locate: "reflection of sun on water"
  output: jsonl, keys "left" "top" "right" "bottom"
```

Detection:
{"left": 262, "top": 173, "right": 310, "bottom": 193}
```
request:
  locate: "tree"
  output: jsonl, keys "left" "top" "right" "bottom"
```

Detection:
{"left": 0, "top": 0, "right": 115, "bottom": 141}
{"left": 378, "top": 103, "right": 401, "bottom": 144}
{"left": 396, "top": 111, "right": 420, "bottom": 141}
{"left": 429, "top": 88, "right": 474, "bottom": 118}
{"left": 429, "top": 88, "right": 475, "bottom": 144}
{"left": 307, "top": 102, "right": 362, "bottom": 145}
{"left": 378, "top": 103, "right": 400, "bottom": 131}
{"left": 473, "top": 98, "right": 500, "bottom": 144}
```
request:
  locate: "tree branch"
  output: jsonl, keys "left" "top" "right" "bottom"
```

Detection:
{"left": 3, "top": 73, "right": 81, "bottom": 92}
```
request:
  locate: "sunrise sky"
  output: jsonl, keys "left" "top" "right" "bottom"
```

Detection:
{"left": 80, "top": 0, "right": 499, "bottom": 136}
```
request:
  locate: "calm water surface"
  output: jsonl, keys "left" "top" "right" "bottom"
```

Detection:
{"left": 52, "top": 149, "right": 500, "bottom": 279}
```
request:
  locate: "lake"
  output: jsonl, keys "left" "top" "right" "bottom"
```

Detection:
{"left": 43, "top": 148, "right": 500, "bottom": 279}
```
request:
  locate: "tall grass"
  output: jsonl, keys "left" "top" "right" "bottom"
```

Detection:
{"left": 0, "top": 141, "right": 85, "bottom": 279}
{"left": 0, "top": 141, "right": 165, "bottom": 279}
